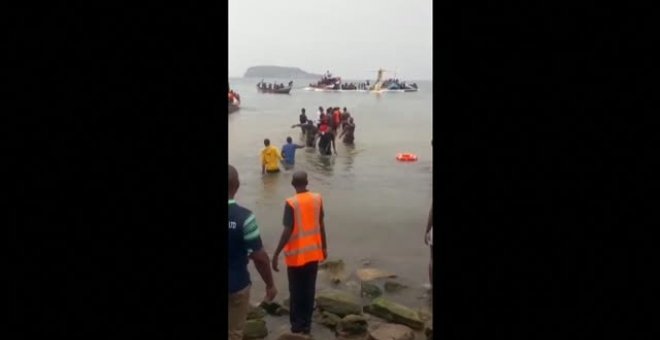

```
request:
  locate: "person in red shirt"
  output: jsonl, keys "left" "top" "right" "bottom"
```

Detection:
{"left": 318, "top": 122, "right": 329, "bottom": 134}
{"left": 332, "top": 108, "right": 341, "bottom": 133}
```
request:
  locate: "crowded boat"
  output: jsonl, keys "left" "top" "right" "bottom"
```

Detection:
{"left": 304, "top": 69, "right": 418, "bottom": 92}
{"left": 257, "top": 80, "right": 293, "bottom": 94}
{"left": 228, "top": 84, "right": 240, "bottom": 114}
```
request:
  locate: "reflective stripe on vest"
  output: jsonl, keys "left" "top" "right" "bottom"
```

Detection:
{"left": 284, "top": 192, "right": 324, "bottom": 266}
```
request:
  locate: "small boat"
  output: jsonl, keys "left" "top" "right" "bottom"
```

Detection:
{"left": 257, "top": 81, "right": 293, "bottom": 94}
{"left": 228, "top": 101, "right": 240, "bottom": 114}
{"left": 304, "top": 71, "right": 350, "bottom": 92}
{"left": 228, "top": 87, "right": 240, "bottom": 114}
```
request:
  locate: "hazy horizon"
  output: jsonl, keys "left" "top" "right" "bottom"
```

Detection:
{"left": 229, "top": 0, "right": 433, "bottom": 80}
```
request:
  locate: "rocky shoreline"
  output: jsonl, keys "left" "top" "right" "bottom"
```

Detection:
{"left": 242, "top": 259, "right": 433, "bottom": 340}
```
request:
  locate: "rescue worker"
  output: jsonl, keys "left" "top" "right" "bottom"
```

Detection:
{"left": 318, "top": 130, "right": 336, "bottom": 156}
{"left": 281, "top": 136, "right": 305, "bottom": 169}
{"left": 291, "top": 120, "right": 318, "bottom": 148}
{"left": 317, "top": 106, "right": 324, "bottom": 121}
{"left": 299, "top": 108, "right": 308, "bottom": 135}
{"left": 338, "top": 117, "right": 355, "bottom": 144}
{"left": 228, "top": 165, "right": 277, "bottom": 340}
{"left": 272, "top": 171, "right": 328, "bottom": 335}
{"left": 261, "top": 138, "right": 283, "bottom": 174}
{"left": 332, "top": 107, "right": 341, "bottom": 134}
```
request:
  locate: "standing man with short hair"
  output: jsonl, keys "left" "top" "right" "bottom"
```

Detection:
{"left": 272, "top": 171, "right": 327, "bottom": 335}
{"left": 228, "top": 165, "right": 277, "bottom": 340}
{"left": 299, "top": 108, "right": 308, "bottom": 135}
{"left": 261, "top": 138, "right": 283, "bottom": 174}
{"left": 281, "top": 136, "right": 305, "bottom": 169}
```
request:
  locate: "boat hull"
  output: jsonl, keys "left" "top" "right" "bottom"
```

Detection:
{"left": 256, "top": 86, "right": 292, "bottom": 94}
{"left": 228, "top": 102, "right": 240, "bottom": 114}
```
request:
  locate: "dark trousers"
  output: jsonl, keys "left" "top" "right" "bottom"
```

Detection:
{"left": 287, "top": 261, "right": 319, "bottom": 333}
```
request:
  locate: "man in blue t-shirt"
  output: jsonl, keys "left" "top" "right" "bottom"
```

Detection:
{"left": 228, "top": 165, "right": 277, "bottom": 340}
{"left": 281, "top": 136, "right": 305, "bottom": 168}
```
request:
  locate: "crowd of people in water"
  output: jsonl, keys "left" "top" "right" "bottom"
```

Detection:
{"left": 292, "top": 106, "right": 356, "bottom": 154}
{"left": 260, "top": 106, "right": 356, "bottom": 174}
{"left": 258, "top": 80, "right": 293, "bottom": 90}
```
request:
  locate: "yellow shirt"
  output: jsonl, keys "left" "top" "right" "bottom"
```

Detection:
{"left": 261, "top": 145, "right": 282, "bottom": 171}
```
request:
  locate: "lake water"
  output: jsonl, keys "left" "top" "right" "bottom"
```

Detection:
{"left": 228, "top": 77, "right": 433, "bottom": 338}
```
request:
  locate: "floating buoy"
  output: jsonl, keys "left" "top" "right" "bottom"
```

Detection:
{"left": 396, "top": 153, "right": 418, "bottom": 162}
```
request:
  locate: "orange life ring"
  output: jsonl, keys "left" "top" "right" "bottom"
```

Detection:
{"left": 396, "top": 153, "right": 418, "bottom": 162}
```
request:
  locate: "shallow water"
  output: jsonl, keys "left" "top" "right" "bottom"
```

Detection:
{"left": 229, "top": 77, "right": 433, "bottom": 338}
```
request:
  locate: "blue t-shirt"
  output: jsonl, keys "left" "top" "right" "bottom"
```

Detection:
{"left": 228, "top": 199, "right": 263, "bottom": 294}
{"left": 281, "top": 143, "right": 301, "bottom": 165}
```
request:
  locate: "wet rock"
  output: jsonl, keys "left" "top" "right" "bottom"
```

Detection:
{"left": 364, "top": 298, "right": 424, "bottom": 330}
{"left": 259, "top": 301, "right": 288, "bottom": 316}
{"left": 356, "top": 268, "right": 397, "bottom": 282}
{"left": 417, "top": 308, "right": 432, "bottom": 322}
{"left": 276, "top": 332, "right": 312, "bottom": 340}
{"left": 313, "top": 310, "right": 342, "bottom": 329}
{"left": 319, "top": 259, "right": 344, "bottom": 270}
{"left": 368, "top": 323, "right": 415, "bottom": 340}
{"left": 316, "top": 290, "right": 362, "bottom": 317}
{"left": 320, "top": 259, "right": 346, "bottom": 284}
{"left": 243, "top": 319, "right": 268, "bottom": 339}
{"left": 383, "top": 281, "right": 407, "bottom": 293}
{"left": 336, "top": 314, "right": 369, "bottom": 336}
{"left": 361, "top": 282, "right": 383, "bottom": 298}
{"left": 247, "top": 304, "right": 266, "bottom": 320}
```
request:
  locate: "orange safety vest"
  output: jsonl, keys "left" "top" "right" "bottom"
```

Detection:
{"left": 284, "top": 192, "right": 325, "bottom": 267}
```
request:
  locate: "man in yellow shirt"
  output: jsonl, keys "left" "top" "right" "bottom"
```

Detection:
{"left": 261, "top": 138, "right": 283, "bottom": 174}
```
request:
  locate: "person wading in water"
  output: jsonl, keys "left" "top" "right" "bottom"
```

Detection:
{"left": 261, "top": 138, "right": 283, "bottom": 175}
{"left": 281, "top": 136, "right": 305, "bottom": 169}
{"left": 338, "top": 117, "right": 355, "bottom": 144}
{"left": 291, "top": 120, "right": 318, "bottom": 148}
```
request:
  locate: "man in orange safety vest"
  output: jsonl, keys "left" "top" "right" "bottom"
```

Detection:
{"left": 272, "top": 170, "right": 327, "bottom": 335}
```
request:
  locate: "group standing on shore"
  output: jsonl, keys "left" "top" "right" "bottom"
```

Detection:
{"left": 229, "top": 165, "right": 327, "bottom": 338}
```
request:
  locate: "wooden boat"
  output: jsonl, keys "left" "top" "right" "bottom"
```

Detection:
{"left": 256, "top": 85, "right": 292, "bottom": 94}
{"left": 228, "top": 87, "right": 240, "bottom": 114}
{"left": 228, "top": 101, "right": 240, "bottom": 114}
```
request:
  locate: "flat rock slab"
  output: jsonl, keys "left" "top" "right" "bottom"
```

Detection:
{"left": 336, "top": 314, "right": 369, "bottom": 336}
{"left": 368, "top": 323, "right": 415, "bottom": 340}
{"left": 356, "top": 268, "right": 397, "bottom": 282}
{"left": 316, "top": 290, "right": 362, "bottom": 317}
{"left": 364, "top": 297, "right": 424, "bottom": 330}
{"left": 313, "top": 310, "right": 342, "bottom": 329}
{"left": 320, "top": 259, "right": 346, "bottom": 283}
{"left": 361, "top": 282, "right": 383, "bottom": 298}
{"left": 383, "top": 281, "right": 407, "bottom": 293}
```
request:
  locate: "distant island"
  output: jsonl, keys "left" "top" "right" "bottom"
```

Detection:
{"left": 244, "top": 66, "right": 321, "bottom": 79}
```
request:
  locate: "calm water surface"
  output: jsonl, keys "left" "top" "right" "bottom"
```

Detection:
{"left": 228, "top": 77, "right": 433, "bottom": 337}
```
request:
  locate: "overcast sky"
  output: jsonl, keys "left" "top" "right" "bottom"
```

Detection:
{"left": 229, "top": 0, "right": 433, "bottom": 80}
